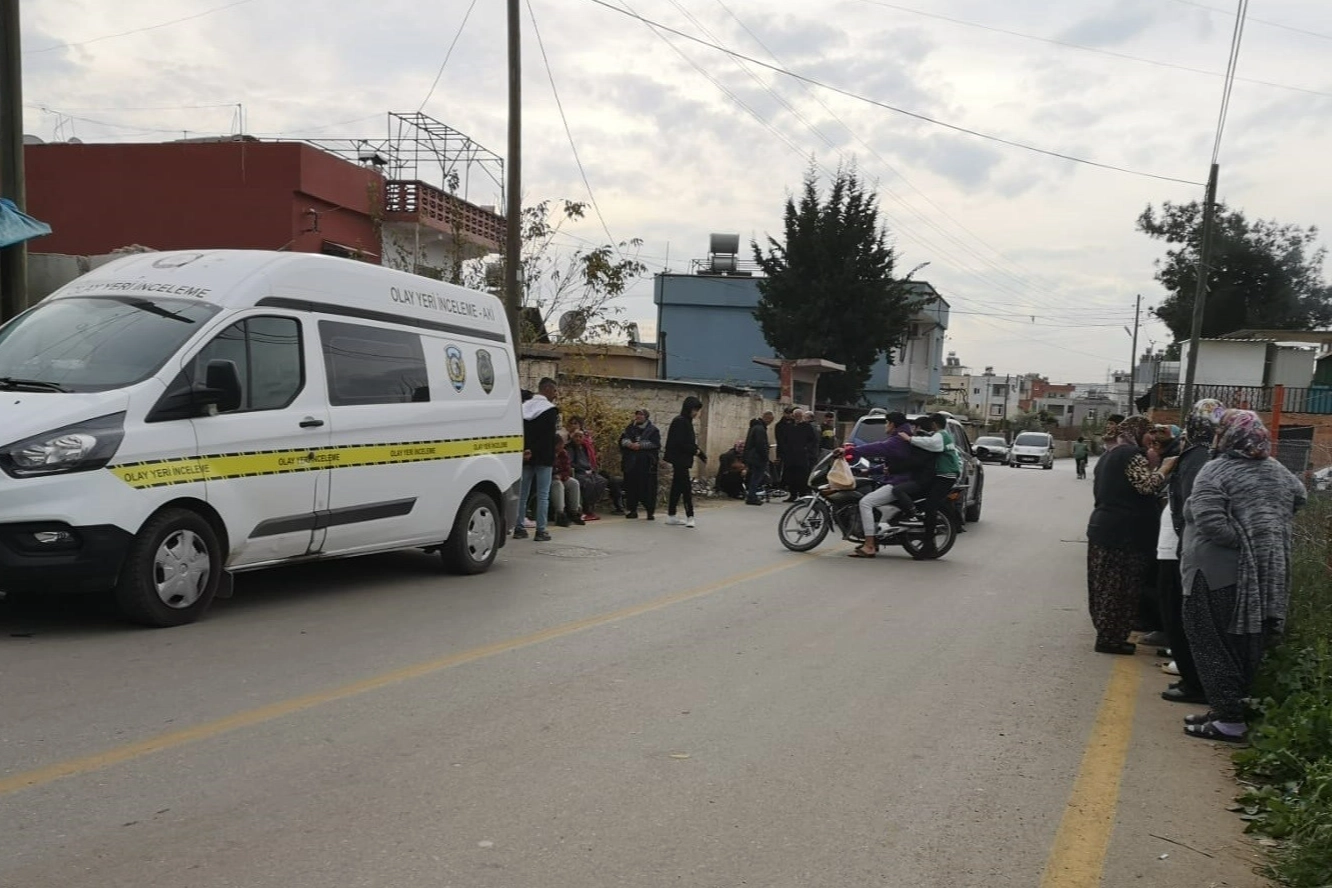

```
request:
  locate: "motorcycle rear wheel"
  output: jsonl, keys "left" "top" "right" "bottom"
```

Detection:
{"left": 900, "top": 514, "right": 957, "bottom": 560}
{"left": 778, "top": 499, "right": 831, "bottom": 552}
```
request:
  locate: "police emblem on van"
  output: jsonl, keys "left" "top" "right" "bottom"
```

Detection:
{"left": 446, "top": 345, "right": 466, "bottom": 392}
{"left": 476, "top": 349, "right": 495, "bottom": 394}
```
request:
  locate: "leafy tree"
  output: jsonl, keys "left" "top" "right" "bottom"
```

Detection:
{"left": 1137, "top": 202, "right": 1332, "bottom": 342}
{"left": 464, "top": 199, "right": 646, "bottom": 343}
{"left": 752, "top": 166, "right": 924, "bottom": 405}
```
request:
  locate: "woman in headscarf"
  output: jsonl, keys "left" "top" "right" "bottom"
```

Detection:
{"left": 1086, "top": 415, "right": 1170, "bottom": 654}
{"left": 1180, "top": 410, "right": 1305, "bottom": 743}
{"left": 1158, "top": 399, "right": 1224, "bottom": 704}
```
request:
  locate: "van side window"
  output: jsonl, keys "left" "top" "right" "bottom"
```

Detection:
{"left": 319, "top": 320, "right": 429, "bottom": 406}
{"left": 189, "top": 316, "right": 303, "bottom": 412}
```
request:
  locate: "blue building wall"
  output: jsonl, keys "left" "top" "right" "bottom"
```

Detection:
{"left": 654, "top": 272, "right": 945, "bottom": 409}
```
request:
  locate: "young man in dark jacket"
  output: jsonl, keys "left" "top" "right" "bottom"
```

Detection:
{"left": 664, "top": 396, "right": 706, "bottom": 527}
{"left": 620, "top": 408, "right": 661, "bottom": 519}
{"left": 743, "top": 413, "right": 773, "bottom": 505}
{"left": 516, "top": 378, "right": 560, "bottom": 542}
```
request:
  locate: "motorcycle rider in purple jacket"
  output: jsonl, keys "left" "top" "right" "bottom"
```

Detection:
{"left": 839, "top": 412, "right": 915, "bottom": 558}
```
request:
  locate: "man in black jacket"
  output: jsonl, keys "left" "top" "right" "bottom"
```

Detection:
{"left": 620, "top": 408, "right": 662, "bottom": 519}
{"left": 743, "top": 412, "right": 773, "bottom": 505}
{"left": 516, "top": 378, "right": 560, "bottom": 542}
{"left": 664, "top": 396, "right": 706, "bottom": 527}
{"left": 782, "top": 409, "right": 820, "bottom": 500}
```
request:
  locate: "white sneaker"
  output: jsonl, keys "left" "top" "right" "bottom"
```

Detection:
{"left": 685, "top": 517, "right": 696, "bottom": 528}
{"left": 522, "top": 518, "right": 536, "bottom": 528}
{"left": 664, "top": 515, "right": 685, "bottom": 526}
{"left": 1162, "top": 661, "right": 1181, "bottom": 676}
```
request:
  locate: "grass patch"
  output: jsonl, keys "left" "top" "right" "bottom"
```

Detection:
{"left": 1234, "top": 492, "right": 1332, "bottom": 887}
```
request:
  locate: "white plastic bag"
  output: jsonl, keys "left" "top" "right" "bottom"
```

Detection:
{"left": 827, "top": 456, "right": 855, "bottom": 490}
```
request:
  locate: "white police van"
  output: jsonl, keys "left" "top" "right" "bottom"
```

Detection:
{"left": 0, "top": 251, "right": 522, "bottom": 626}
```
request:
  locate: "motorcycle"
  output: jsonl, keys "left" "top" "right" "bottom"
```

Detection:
{"left": 777, "top": 451, "right": 959, "bottom": 559}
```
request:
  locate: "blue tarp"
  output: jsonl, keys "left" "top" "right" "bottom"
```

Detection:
{"left": 0, "top": 198, "right": 52, "bottom": 248}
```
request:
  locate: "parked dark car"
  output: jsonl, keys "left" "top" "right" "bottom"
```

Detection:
{"left": 973, "top": 435, "right": 1010, "bottom": 464}
{"left": 848, "top": 409, "right": 984, "bottom": 522}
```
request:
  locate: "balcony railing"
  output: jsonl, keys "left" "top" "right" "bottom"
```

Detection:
{"left": 383, "top": 180, "right": 505, "bottom": 252}
{"left": 1149, "top": 383, "right": 1332, "bottom": 415}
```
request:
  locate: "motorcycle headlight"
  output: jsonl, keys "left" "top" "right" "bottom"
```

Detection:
{"left": 0, "top": 413, "right": 126, "bottom": 478}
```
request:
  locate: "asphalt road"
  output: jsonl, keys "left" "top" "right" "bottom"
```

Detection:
{"left": 1, "top": 459, "right": 1268, "bottom": 887}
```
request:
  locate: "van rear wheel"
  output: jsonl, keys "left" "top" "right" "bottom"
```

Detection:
{"left": 115, "top": 509, "right": 221, "bottom": 627}
{"left": 442, "top": 491, "right": 500, "bottom": 575}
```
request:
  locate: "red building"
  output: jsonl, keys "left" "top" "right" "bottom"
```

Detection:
{"left": 23, "top": 137, "right": 504, "bottom": 266}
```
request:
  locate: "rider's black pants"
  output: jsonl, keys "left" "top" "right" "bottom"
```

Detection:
{"left": 921, "top": 474, "right": 959, "bottom": 537}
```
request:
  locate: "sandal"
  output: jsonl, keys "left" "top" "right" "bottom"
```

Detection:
{"left": 847, "top": 548, "right": 877, "bottom": 558}
{"left": 1184, "top": 721, "right": 1247, "bottom": 744}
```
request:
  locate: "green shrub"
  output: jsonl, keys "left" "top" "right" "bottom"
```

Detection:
{"left": 1234, "top": 493, "right": 1332, "bottom": 887}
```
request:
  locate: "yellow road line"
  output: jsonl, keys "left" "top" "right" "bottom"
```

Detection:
{"left": 1039, "top": 657, "right": 1143, "bottom": 887}
{"left": 0, "top": 556, "right": 816, "bottom": 798}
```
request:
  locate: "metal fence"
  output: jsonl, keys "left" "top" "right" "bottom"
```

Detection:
{"left": 1150, "top": 383, "right": 1332, "bottom": 415}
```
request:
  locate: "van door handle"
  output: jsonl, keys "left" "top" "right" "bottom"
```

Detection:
{"left": 299, "top": 417, "right": 325, "bottom": 429}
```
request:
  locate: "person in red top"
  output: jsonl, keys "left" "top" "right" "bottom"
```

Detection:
{"left": 566, "top": 416, "right": 611, "bottom": 519}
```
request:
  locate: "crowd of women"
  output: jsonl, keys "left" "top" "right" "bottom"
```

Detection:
{"left": 1085, "top": 401, "right": 1307, "bottom": 744}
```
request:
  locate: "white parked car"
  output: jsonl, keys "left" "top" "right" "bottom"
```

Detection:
{"left": 1008, "top": 432, "right": 1055, "bottom": 470}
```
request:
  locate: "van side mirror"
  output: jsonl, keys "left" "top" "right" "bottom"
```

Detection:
{"left": 203, "top": 360, "right": 243, "bottom": 413}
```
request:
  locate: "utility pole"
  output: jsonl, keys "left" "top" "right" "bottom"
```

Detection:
{"left": 503, "top": 0, "right": 523, "bottom": 346}
{"left": 1, "top": 0, "right": 28, "bottom": 322}
{"left": 1181, "top": 163, "right": 1220, "bottom": 420}
{"left": 1127, "top": 293, "right": 1141, "bottom": 413}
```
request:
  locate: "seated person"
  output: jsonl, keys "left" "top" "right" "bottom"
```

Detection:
{"left": 551, "top": 431, "right": 585, "bottom": 526}
{"left": 567, "top": 416, "right": 617, "bottom": 516}
{"left": 714, "top": 440, "right": 748, "bottom": 499}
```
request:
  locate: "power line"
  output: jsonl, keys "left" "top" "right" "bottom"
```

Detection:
{"left": 526, "top": 0, "right": 623, "bottom": 260}
{"left": 854, "top": 0, "right": 1332, "bottom": 101}
{"left": 418, "top": 0, "right": 479, "bottom": 113}
{"left": 586, "top": 0, "right": 1204, "bottom": 186}
{"left": 709, "top": 0, "right": 1124, "bottom": 317}
{"left": 1213, "top": 0, "right": 1250, "bottom": 164}
{"left": 26, "top": 0, "right": 261, "bottom": 53}
{"left": 1167, "top": 0, "right": 1332, "bottom": 43}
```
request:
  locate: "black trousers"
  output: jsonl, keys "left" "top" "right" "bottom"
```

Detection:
{"left": 921, "top": 475, "right": 959, "bottom": 536}
{"left": 624, "top": 463, "right": 657, "bottom": 516}
{"left": 783, "top": 462, "right": 811, "bottom": 498}
{"left": 1158, "top": 559, "right": 1202, "bottom": 693}
{"left": 667, "top": 463, "right": 694, "bottom": 517}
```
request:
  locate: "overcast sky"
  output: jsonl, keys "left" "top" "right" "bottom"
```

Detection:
{"left": 19, "top": 0, "right": 1332, "bottom": 383}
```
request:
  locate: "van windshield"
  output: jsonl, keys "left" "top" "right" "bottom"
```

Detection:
{"left": 1014, "top": 433, "right": 1050, "bottom": 447}
{"left": 0, "top": 296, "right": 221, "bottom": 392}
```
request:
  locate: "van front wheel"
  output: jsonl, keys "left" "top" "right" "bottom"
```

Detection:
{"left": 115, "top": 509, "right": 221, "bottom": 627}
{"left": 442, "top": 491, "right": 500, "bottom": 575}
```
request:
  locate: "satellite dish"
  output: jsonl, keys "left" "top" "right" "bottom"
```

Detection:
{"left": 23, "top": 134, "right": 45, "bottom": 144}
{"left": 558, "top": 311, "right": 587, "bottom": 341}
{"left": 67, "top": 137, "right": 84, "bottom": 144}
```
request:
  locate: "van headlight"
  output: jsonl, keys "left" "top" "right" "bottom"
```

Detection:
{"left": 0, "top": 413, "right": 126, "bottom": 478}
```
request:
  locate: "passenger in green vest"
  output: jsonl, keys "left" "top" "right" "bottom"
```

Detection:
{"left": 904, "top": 413, "right": 965, "bottom": 554}
{"left": 1073, "top": 437, "right": 1090, "bottom": 480}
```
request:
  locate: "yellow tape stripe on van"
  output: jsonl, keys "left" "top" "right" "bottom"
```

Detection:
{"left": 107, "top": 435, "right": 525, "bottom": 490}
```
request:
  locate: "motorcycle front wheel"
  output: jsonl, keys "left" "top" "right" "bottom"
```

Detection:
{"left": 778, "top": 498, "right": 831, "bottom": 552}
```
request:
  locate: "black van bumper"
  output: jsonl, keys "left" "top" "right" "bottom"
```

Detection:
{"left": 0, "top": 523, "right": 131, "bottom": 595}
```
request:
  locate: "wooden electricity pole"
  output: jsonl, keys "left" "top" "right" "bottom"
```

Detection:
{"left": 1, "top": 0, "right": 28, "bottom": 321}
{"left": 504, "top": 0, "right": 523, "bottom": 346}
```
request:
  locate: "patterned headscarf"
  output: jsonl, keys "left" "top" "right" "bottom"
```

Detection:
{"left": 1215, "top": 409, "right": 1271, "bottom": 460}
{"left": 1185, "top": 398, "right": 1225, "bottom": 447}
{"left": 1115, "top": 415, "right": 1152, "bottom": 449}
